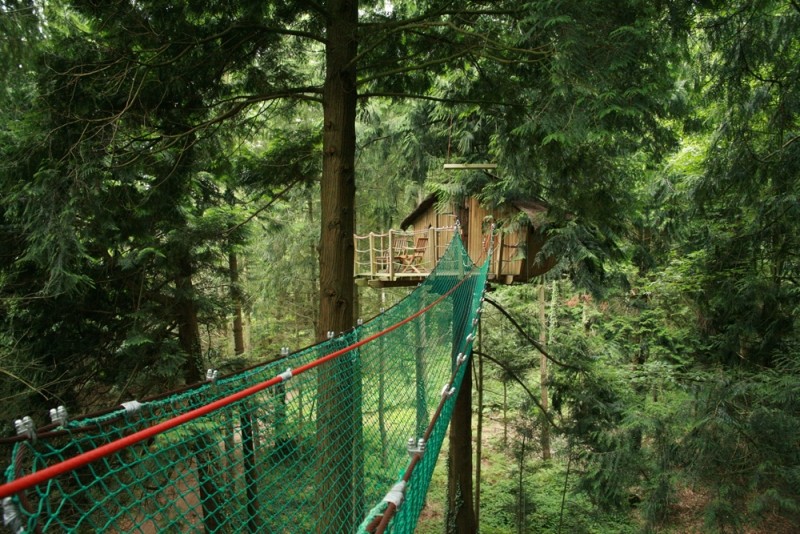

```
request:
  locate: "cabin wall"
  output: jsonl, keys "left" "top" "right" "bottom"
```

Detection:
{"left": 496, "top": 228, "right": 526, "bottom": 282}
{"left": 467, "top": 199, "right": 528, "bottom": 281}
{"left": 524, "top": 226, "right": 556, "bottom": 279}
{"left": 403, "top": 197, "right": 552, "bottom": 283}
{"left": 466, "top": 198, "right": 490, "bottom": 266}
{"left": 402, "top": 202, "right": 460, "bottom": 267}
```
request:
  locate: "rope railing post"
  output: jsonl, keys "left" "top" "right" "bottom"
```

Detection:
{"left": 388, "top": 229, "right": 395, "bottom": 279}
{"left": 369, "top": 233, "right": 376, "bottom": 276}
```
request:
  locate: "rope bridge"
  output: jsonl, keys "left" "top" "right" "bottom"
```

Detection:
{"left": 0, "top": 229, "right": 492, "bottom": 533}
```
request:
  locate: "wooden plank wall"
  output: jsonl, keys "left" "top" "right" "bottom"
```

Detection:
{"left": 467, "top": 198, "right": 528, "bottom": 280}
{"left": 405, "top": 198, "right": 539, "bottom": 281}
{"left": 404, "top": 203, "right": 459, "bottom": 269}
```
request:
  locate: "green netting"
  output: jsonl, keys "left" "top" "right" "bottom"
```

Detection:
{"left": 2, "top": 230, "right": 491, "bottom": 533}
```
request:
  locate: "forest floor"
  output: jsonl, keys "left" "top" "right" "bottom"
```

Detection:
{"left": 414, "top": 413, "right": 797, "bottom": 533}
{"left": 415, "top": 415, "right": 638, "bottom": 534}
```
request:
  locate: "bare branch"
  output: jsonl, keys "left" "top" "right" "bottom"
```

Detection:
{"left": 357, "top": 91, "right": 523, "bottom": 108}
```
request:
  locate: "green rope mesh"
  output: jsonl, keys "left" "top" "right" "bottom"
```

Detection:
{"left": 2, "top": 230, "right": 491, "bottom": 533}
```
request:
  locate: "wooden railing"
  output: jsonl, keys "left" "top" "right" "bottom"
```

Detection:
{"left": 353, "top": 226, "right": 455, "bottom": 280}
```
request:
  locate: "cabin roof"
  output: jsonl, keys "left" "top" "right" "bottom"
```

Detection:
{"left": 509, "top": 199, "right": 548, "bottom": 227}
{"left": 399, "top": 194, "right": 437, "bottom": 230}
{"left": 400, "top": 193, "right": 548, "bottom": 230}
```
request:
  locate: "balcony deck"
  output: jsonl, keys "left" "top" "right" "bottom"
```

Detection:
{"left": 353, "top": 226, "right": 456, "bottom": 287}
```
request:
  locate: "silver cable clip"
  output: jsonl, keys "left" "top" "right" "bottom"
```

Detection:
{"left": 14, "top": 416, "right": 35, "bottom": 441}
{"left": 205, "top": 369, "right": 219, "bottom": 384}
{"left": 383, "top": 480, "right": 406, "bottom": 509}
{"left": 3, "top": 496, "right": 24, "bottom": 534}
{"left": 278, "top": 368, "right": 293, "bottom": 382}
{"left": 121, "top": 400, "right": 143, "bottom": 415}
{"left": 407, "top": 437, "right": 426, "bottom": 457}
{"left": 49, "top": 405, "right": 68, "bottom": 427}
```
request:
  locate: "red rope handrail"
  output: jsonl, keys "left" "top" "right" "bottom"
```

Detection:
{"left": 0, "top": 269, "right": 474, "bottom": 500}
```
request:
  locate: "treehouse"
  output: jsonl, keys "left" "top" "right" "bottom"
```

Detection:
{"left": 354, "top": 194, "right": 555, "bottom": 287}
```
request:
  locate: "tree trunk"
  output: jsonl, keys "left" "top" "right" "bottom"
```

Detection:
{"left": 229, "top": 252, "right": 245, "bottom": 355}
{"left": 308, "top": 194, "right": 319, "bottom": 334}
{"left": 539, "top": 283, "right": 551, "bottom": 460}
{"left": 503, "top": 380, "right": 508, "bottom": 447}
{"left": 474, "top": 316, "right": 484, "bottom": 527}
{"left": 316, "top": 0, "right": 359, "bottom": 531}
{"left": 415, "top": 308, "right": 429, "bottom": 438}
{"left": 446, "top": 294, "right": 476, "bottom": 533}
{"left": 517, "top": 434, "right": 527, "bottom": 534}
{"left": 318, "top": 0, "right": 357, "bottom": 339}
{"left": 447, "top": 362, "right": 476, "bottom": 533}
{"left": 176, "top": 254, "right": 203, "bottom": 384}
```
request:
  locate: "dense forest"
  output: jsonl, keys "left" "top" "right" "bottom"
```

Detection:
{"left": 1, "top": 0, "right": 798, "bottom": 532}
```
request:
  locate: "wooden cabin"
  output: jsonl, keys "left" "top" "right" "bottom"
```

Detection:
{"left": 354, "top": 194, "right": 555, "bottom": 287}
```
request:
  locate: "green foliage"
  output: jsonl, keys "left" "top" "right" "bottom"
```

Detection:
{"left": 0, "top": 1, "right": 799, "bottom": 531}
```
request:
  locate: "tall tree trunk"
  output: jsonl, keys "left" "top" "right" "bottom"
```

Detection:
{"left": 316, "top": 0, "right": 359, "bottom": 531}
{"left": 474, "top": 316, "right": 484, "bottom": 527}
{"left": 415, "top": 308, "right": 429, "bottom": 438}
{"left": 176, "top": 253, "right": 203, "bottom": 384}
{"left": 308, "top": 194, "right": 319, "bottom": 334}
{"left": 539, "top": 283, "right": 551, "bottom": 460}
{"left": 318, "top": 0, "right": 357, "bottom": 338}
{"left": 446, "top": 294, "right": 476, "bottom": 533}
{"left": 229, "top": 252, "right": 245, "bottom": 355}
{"left": 517, "top": 433, "right": 527, "bottom": 534}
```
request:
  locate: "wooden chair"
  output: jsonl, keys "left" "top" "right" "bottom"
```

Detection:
{"left": 395, "top": 236, "right": 428, "bottom": 273}
{"left": 411, "top": 236, "right": 428, "bottom": 264}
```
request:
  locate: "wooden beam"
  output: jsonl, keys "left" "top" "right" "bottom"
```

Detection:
{"left": 442, "top": 163, "right": 498, "bottom": 170}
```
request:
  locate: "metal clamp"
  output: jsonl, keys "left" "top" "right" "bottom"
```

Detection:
{"left": 440, "top": 384, "right": 455, "bottom": 398}
{"left": 278, "top": 368, "right": 293, "bottom": 382}
{"left": 383, "top": 480, "right": 406, "bottom": 509}
{"left": 456, "top": 352, "right": 467, "bottom": 365}
{"left": 49, "top": 405, "right": 68, "bottom": 427}
{"left": 407, "top": 437, "right": 426, "bottom": 457}
{"left": 205, "top": 369, "right": 219, "bottom": 384}
{"left": 121, "top": 400, "right": 144, "bottom": 415}
{"left": 327, "top": 331, "right": 335, "bottom": 340}
{"left": 14, "top": 416, "right": 35, "bottom": 442}
{"left": 280, "top": 347, "right": 290, "bottom": 357}
{"left": 3, "top": 496, "right": 24, "bottom": 534}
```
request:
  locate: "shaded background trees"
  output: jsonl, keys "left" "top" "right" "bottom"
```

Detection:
{"left": 1, "top": 0, "right": 799, "bottom": 531}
